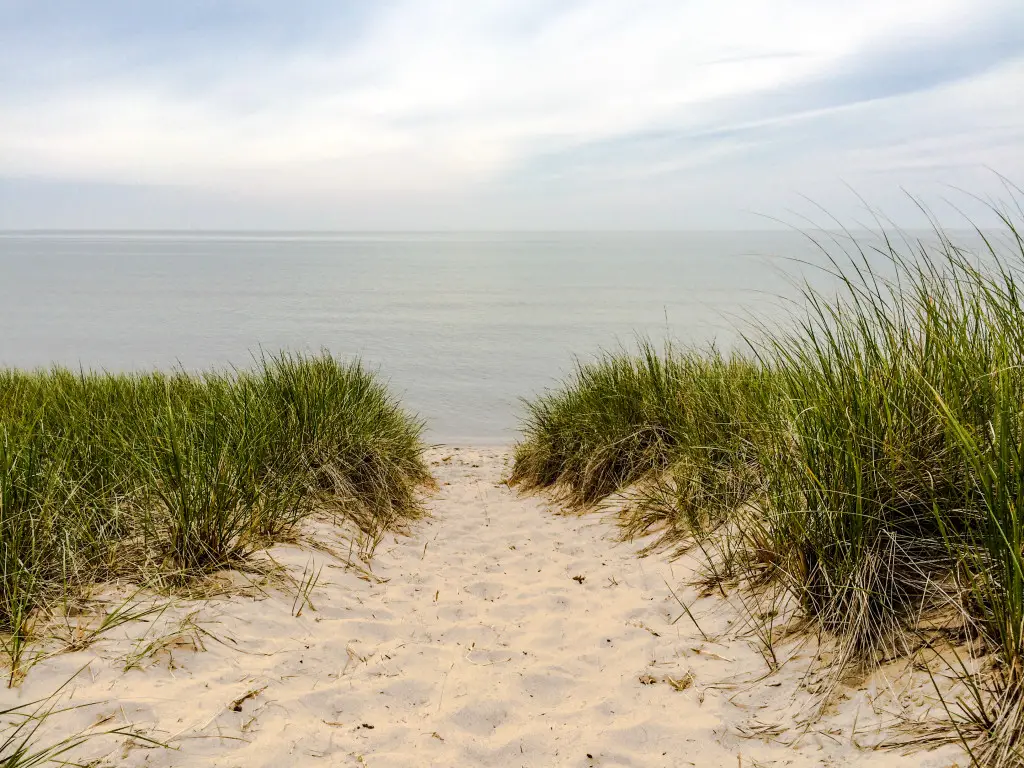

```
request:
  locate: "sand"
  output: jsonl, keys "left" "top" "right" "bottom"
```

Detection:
{"left": 3, "top": 448, "right": 966, "bottom": 767}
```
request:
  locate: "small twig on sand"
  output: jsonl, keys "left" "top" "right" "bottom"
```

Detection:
{"left": 436, "top": 662, "right": 456, "bottom": 713}
{"left": 664, "top": 578, "right": 709, "bottom": 641}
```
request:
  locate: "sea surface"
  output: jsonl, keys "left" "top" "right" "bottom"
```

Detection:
{"left": 0, "top": 230, "right": 918, "bottom": 441}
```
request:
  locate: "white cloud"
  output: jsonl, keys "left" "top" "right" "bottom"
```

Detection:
{"left": 0, "top": 0, "right": 1021, "bottom": 226}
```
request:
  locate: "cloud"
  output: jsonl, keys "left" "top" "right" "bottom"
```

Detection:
{"left": 0, "top": 0, "right": 1022, "bottom": 227}
{"left": 519, "top": 2, "right": 1024, "bottom": 173}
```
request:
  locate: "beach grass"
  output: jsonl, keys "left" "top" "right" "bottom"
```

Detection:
{"left": 510, "top": 344, "right": 775, "bottom": 540}
{"left": 512, "top": 202, "right": 1024, "bottom": 763}
{"left": 0, "top": 351, "right": 428, "bottom": 676}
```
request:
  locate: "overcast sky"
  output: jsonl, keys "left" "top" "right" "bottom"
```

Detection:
{"left": 1, "top": 0, "right": 1023, "bottom": 229}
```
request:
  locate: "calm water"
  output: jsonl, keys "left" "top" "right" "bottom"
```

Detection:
{"left": 0, "top": 231, "right": 837, "bottom": 441}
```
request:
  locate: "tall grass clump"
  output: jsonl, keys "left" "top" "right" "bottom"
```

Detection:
{"left": 512, "top": 343, "right": 779, "bottom": 541}
{"left": 759, "top": 227, "right": 994, "bottom": 659}
{"left": 764, "top": 212, "right": 1024, "bottom": 760}
{"left": 252, "top": 353, "right": 428, "bottom": 537}
{"left": 0, "top": 421, "right": 67, "bottom": 658}
{"left": 0, "top": 351, "right": 428, "bottom": 673}
{"left": 512, "top": 196, "right": 1024, "bottom": 762}
{"left": 512, "top": 344, "right": 687, "bottom": 503}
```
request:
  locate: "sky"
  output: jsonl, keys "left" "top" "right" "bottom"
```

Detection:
{"left": 1, "top": 0, "right": 1023, "bottom": 229}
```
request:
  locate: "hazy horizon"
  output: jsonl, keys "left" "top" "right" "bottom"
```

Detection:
{"left": 0, "top": 226, "right": 1006, "bottom": 235}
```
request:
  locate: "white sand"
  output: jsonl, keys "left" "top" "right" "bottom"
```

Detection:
{"left": 3, "top": 448, "right": 965, "bottom": 767}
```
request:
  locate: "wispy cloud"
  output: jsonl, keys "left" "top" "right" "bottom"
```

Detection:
{"left": 0, "top": 0, "right": 1022, "bottom": 227}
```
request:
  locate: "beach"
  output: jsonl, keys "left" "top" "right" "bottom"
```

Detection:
{"left": 6, "top": 448, "right": 964, "bottom": 767}
{"left": 3, "top": 2, "right": 1020, "bottom": 763}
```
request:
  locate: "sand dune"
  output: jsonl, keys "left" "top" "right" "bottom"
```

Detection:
{"left": 4, "top": 448, "right": 964, "bottom": 767}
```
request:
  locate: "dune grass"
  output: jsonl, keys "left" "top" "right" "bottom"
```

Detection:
{"left": 512, "top": 203, "right": 1024, "bottom": 764}
{"left": 511, "top": 345, "right": 776, "bottom": 541}
{"left": 0, "top": 352, "right": 428, "bottom": 678}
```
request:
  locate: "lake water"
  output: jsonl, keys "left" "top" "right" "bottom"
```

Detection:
{"left": 0, "top": 231, "right": 872, "bottom": 441}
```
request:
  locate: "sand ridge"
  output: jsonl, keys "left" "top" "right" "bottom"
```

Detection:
{"left": 3, "top": 448, "right": 964, "bottom": 767}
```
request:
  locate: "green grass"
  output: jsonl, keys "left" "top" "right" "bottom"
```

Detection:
{"left": 511, "top": 344, "right": 776, "bottom": 543}
{"left": 512, "top": 201, "right": 1024, "bottom": 764}
{"left": 0, "top": 351, "right": 428, "bottom": 677}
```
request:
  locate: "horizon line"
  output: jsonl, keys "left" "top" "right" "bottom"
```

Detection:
{"left": 0, "top": 226, "right": 983, "bottom": 236}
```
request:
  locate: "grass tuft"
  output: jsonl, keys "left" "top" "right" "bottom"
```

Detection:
{"left": 0, "top": 351, "right": 428, "bottom": 676}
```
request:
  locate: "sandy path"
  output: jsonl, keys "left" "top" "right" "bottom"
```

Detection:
{"left": 6, "top": 448, "right": 962, "bottom": 767}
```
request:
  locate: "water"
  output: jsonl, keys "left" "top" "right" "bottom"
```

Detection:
{"left": 0, "top": 231, "right": 832, "bottom": 442}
